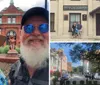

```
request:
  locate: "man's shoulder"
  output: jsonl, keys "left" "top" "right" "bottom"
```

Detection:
{"left": 11, "top": 60, "right": 20, "bottom": 69}
{"left": 33, "top": 60, "right": 49, "bottom": 81}
{"left": 11, "top": 57, "right": 24, "bottom": 68}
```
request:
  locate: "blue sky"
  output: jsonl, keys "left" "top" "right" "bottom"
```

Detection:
{"left": 50, "top": 43, "right": 81, "bottom": 67}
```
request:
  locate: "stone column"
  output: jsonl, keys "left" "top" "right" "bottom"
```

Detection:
{"left": 87, "top": 0, "right": 93, "bottom": 38}
{"left": 57, "top": 0, "right": 64, "bottom": 36}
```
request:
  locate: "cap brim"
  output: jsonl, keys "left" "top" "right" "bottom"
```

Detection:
{"left": 21, "top": 7, "right": 49, "bottom": 26}
{"left": 0, "top": 35, "right": 6, "bottom": 46}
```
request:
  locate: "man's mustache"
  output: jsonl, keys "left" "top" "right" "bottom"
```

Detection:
{"left": 25, "top": 36, "right": 44, "bottom": 44}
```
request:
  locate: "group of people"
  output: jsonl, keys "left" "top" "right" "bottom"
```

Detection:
{"left": 72, "top": 22, "right": 82, "bottom": 38}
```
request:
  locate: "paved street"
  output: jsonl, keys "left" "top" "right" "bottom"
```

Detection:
{"left": 50, "top": 74, "right": 100, "bottom": 85}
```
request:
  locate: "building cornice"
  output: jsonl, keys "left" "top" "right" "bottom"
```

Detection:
{"left": 0, "top": 23, "right": 21, "bottom": 25}
{"left": 0, "top": 14, "right": 23, "bottom": 16}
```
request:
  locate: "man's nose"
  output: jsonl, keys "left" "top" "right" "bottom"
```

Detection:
{"left": 32, "top": 28, "right": 41, "bottom": 35}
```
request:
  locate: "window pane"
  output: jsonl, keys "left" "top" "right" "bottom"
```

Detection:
{"left": 12, "top": 18, "right": 16, "bottom": 23}
{"left": 50, "top": 13, "right": 55, "bottom": 32}
{"left": 71, "top": 14, "right": 76, "bottom": 22}
{"left": 8, "top": 18, "right": 11, "bottom": 23}
{"left": 76, "top": 15, "right": 80, "bottom": 22}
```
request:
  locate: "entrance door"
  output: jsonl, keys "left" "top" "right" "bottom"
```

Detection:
{"left": 96, "top": 14, "right": 100, "bottom": 36}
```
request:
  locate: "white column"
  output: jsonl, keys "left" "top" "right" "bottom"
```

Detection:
{"left": 57, "top": 0, "right": 64, "bottom": 36}
{"left": 87, "top": 0, "right": 93, "bottom": 38}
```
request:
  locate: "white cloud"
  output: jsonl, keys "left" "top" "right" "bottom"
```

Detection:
{"left": 0, "top": 0, "right": 49, "bottom": 11}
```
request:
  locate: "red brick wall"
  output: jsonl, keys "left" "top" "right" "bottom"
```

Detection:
{"left": 2, "top": 5, "right": 23, "bottom": 14}
{"left": 0, "top": 4, "right": 24, "bottom": 46}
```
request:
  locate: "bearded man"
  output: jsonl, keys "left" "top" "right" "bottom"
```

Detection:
{"left": 8, "top": 6, "right": 49, "bottom": 85}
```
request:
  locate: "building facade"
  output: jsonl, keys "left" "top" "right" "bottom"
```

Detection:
{"left": 0, "top": 0, "right": 24, "bottom": 46}
{"left": 50, "top": 48, "right": 61, "bottom": 72}
{"left": 50, "top": 48, "right": 70, "bottom": 73}
{"left": 50, "top": 0, "right": 100, "bottom": 41}
{"left": 62, "top": 55, "right": 68, "bottom": 72}
{"left": 67, "top": 62, "right": 72, "bottom": 72}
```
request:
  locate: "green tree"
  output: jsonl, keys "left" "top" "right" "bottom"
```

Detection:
{"left": 69, "top": 43, "right": 100, "bottom": 72}
{"left": 55, "top": 43, "right": 100, "bottom": 72}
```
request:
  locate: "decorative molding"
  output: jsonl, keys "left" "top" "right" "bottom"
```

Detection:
{"left": 0, "top": 14, "right": 23, "bottom": 16}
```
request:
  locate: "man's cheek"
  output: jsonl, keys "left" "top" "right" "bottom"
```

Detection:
{"left": 22, "top": 34, "right": 30, "bottom": 42}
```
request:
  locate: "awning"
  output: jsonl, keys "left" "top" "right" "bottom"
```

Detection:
{"left": 90, "top": 7, "right": 100, "bottom": 16}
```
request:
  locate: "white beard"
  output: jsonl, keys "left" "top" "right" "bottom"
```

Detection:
{"left": 20, "top": 42, "right": 49, "bottom": 69}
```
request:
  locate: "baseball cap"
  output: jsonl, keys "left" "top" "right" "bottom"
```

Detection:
{"left": 21, "top": 7, "right": 49, "bottom": 26}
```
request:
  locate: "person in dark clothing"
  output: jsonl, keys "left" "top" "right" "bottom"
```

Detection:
{"left": 8, "top": 6, "right": 49, "bottom": 85}
{"left": 72, "top": 22, "right": 76, "bottom": 36}
{"left": 77, "top": 22, "right": 82, "bottom": 36}
{"left": 72, "top": 22, "right": 79, "bottom": 37}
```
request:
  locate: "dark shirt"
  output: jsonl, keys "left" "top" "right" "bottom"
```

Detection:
{"left": 9, "top": 57, "right": 49, "bottom": 85}
{"left": 77, "top": 24, "right": 82, "bottom": 30}
{"left": 72, "top": 25, "right": 76, "bottom": 31}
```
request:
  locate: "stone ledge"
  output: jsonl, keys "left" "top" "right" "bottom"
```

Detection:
{"left": 0, "top": 54, "right": 19, "bottom": 63}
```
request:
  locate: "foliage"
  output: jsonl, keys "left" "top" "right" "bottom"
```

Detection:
{"left": 73, "top": 66, "right": 83, "bottom": 73}
{"left": 15, "top": 46, "right": 20, "bottom": 54}
{"left": 54, "top": 43, "right": 100, "bottom": 72}
{"left": 0, "top": 45, "right": 9, "bottom": 54}
{"left": 0, "top": 47, "right": 4, "bottom": 53}
{"left": 53, "top": 71, "right": 60, "bottom": 77}
{"left": 52, "top": 71, "right": 61, "bottom": 85}
{"left": 73, "top": 67, "right": 79, "bottom": 73}
{"left": 90, "top": 62, "right": 100, "bottom": 72}
{"left": 68, "top": 43, "right": 100, "bottom": 63}
{"left": 78, "top": 66, "right": 83, "bottom": 73}
{"left": 69, "top": 43, "right": 100, "bottom": 72}
{"left": 3, "top": 45, "right": 10, "bottom": 53}
{"left": 70, "top": 44, "right": 86, "bottom": 62}
{"left": 0, "top": 45, "right": 20, "bottom": 54}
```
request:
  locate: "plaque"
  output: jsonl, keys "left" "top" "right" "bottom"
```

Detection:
{"left": 63, "top": 5, "right": 88, "bottom": 11}
{"left": 64, "top": 15, "right": 68, "bottom": 20}
{"left": 82, "top": 14, "right": 87, "bottom": 21}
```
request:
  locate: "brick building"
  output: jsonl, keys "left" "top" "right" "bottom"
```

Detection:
{"left": 0, "top": 0, "right": 24, "bottom": 46}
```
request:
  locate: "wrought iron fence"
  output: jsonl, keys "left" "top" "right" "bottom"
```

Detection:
{"left": 51, "top": 80, "right": 100, "bottom": 85}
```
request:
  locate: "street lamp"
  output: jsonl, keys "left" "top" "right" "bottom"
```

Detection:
{"left": 45, "top": 0, "right": 47, "bottom": 10}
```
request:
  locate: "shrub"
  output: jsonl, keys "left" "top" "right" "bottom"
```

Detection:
{"left": 93, "top": 81, "right": 97, "bottom": 85}
{"left": 73, "top": 81, "right": 76, "bottom": 85}
{"left": 0, "top": 45, "right": 9, "bottom": 54}
{"left": 15, "top": 46, "right": 20, "bottom": 54}
{"left": 3, "top": 45, "right": 9, "bottom": 54}
{"left": 66, "top": 81, "right": 70, "bottom": 85}
{"left": 0, "top": 47, "right": 4, "bottom": 54}
{"left": 53, "top": 71, "right": 61, "bottom": 77}
{"left": 80, "top": 80, "right": 84, "bottom": 85}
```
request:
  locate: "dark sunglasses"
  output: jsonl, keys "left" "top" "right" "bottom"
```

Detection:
{"left": 24, "top": 23, "right": 49, "bottom": 34}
